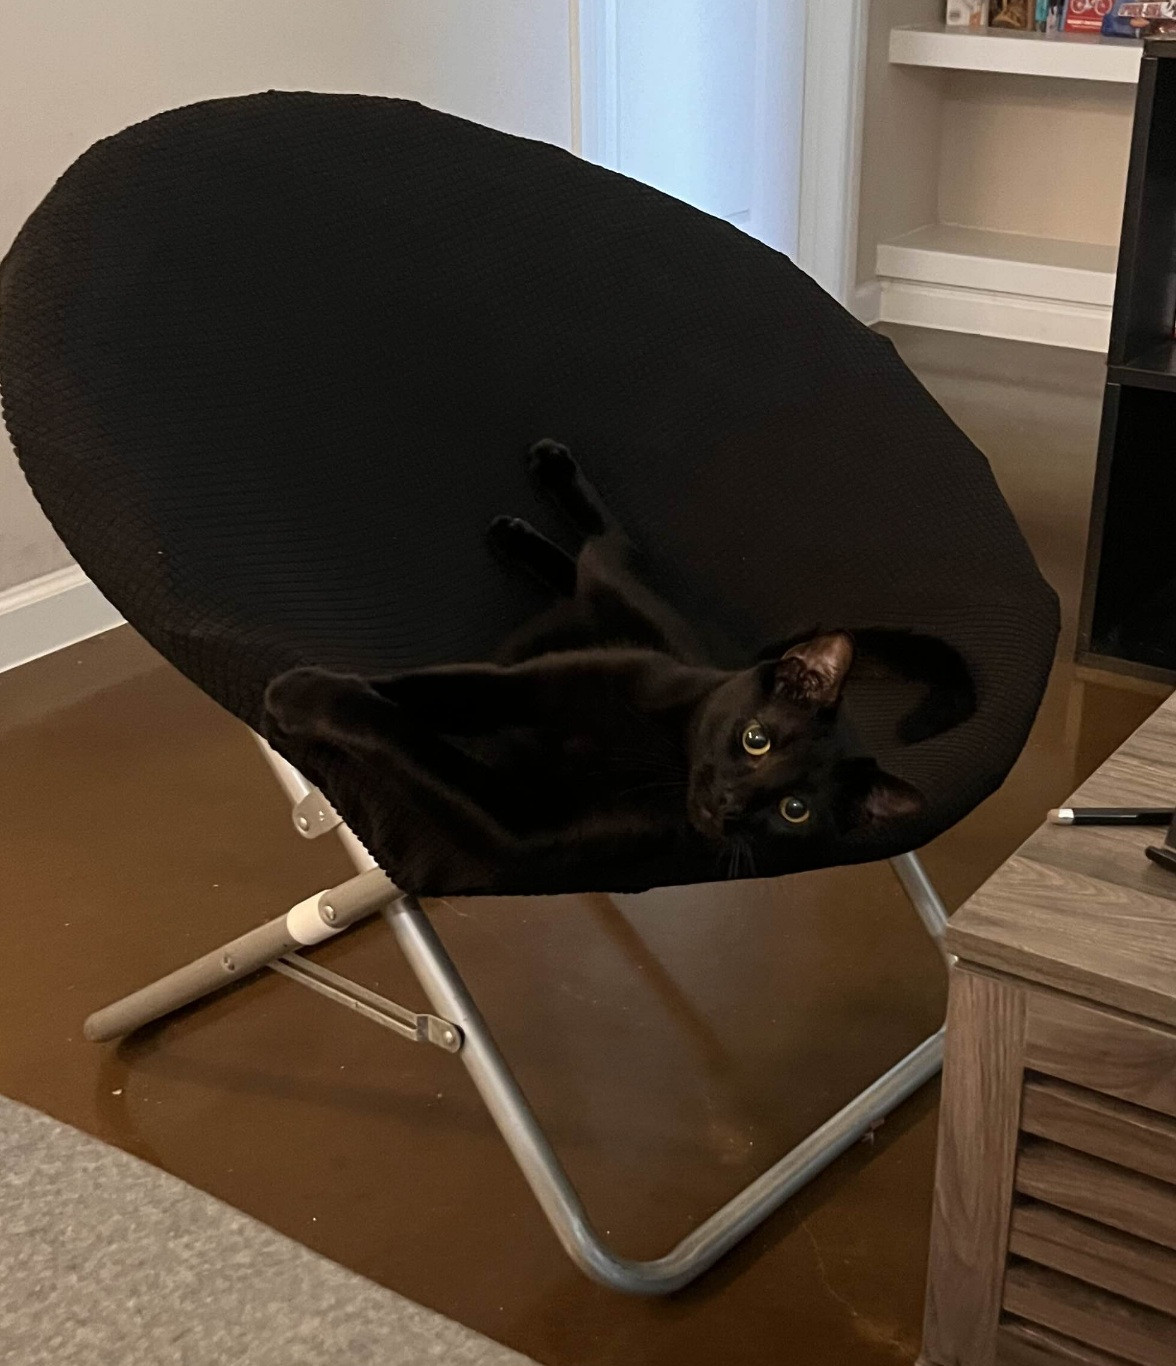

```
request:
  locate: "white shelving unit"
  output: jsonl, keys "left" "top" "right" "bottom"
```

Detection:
{"left": 889, "top": 23, "right": 1142, "bottom": 83}
{"left": 857, "top": 17, "right": 1141, "bottom": 352}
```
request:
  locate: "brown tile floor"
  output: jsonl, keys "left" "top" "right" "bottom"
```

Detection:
{"left": 0, "top": 325, "right": 1165, "bottom": 1366}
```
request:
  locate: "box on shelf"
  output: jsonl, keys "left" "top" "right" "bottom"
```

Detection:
{"left": 990, "top": 0, "right": 1033, "bottom": 26}
{"left": 1065, "top": 0, "right": 1114, "bottom": 28}
{"left": 946, "top": 0, "right": 989, "bottom": 23}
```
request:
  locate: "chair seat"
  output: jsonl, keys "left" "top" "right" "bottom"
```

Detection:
{"left": 0, "top": 92, "right": 1058, "bottom": 894}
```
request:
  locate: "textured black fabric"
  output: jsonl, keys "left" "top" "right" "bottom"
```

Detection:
{"left": 0, "top": 92, "right": 1059, "bottom": 893}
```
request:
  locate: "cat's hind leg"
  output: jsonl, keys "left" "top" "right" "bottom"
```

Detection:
{"left": 525, "top": 440, "right": 700, "bottom": 655}
{"left": 487, "top": 515, "right": 577, "bottom": 596}
{"left": 527, "top": 439, "right": 615, "bottom": 538}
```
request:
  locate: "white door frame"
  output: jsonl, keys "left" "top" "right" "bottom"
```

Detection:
{"left": 573, "top": 0, "right": 868, "bottom": 306}
{"left": 796, "top": 0, "right": 869, "bottom": 305}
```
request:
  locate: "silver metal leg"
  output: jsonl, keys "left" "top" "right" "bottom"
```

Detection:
{"left": 84, "top": 731, "right": 950, "bottom": 1294}
{"left": 889, "top": 849, "right": 951, "bottom": 945}
{"left": 386, "top": 890, "right": 944, "bottom": 1294}
{"left": 83, "top": 867, "right": 397, "bottom": 1041}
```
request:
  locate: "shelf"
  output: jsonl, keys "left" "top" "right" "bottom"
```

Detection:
{"left": 1110, "top": 339, "right": 1176, "bottom": 391}
{"left": 877, "top": 224, "right": 1117, "bottom": 303}
{"left": 875, "top": 225, "right": 1117, "bottom": 351}
{"left": 889, "top": 24, "right": 1142, "bottom": 83}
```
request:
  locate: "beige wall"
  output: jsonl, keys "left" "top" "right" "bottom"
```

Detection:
{"left": 856, "top": 0, "right": 945, "bottom": 286}
{"left": 0, "top": 0, "right": 573, "bottom": 595}
{"left": 857, "top": 3, "right": 1135, "bottom": 287}
{"left": 938, "top": 72, "right": 1133, "bottom": 245}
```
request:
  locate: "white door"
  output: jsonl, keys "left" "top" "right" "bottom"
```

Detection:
{"left": 577, "top": 0, "right": 806, "bottom": 256}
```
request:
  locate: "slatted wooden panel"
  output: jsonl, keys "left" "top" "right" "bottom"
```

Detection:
{"left": 996, "top": 1318, "right": 1137, "bottom": 1366}
{"left": 1009, "top": 1203, "right": 1176, "bottom": 1317}
{"left": 1003, "top": 1262, "right": 1176, "bottom": 1366}
{"left": 1024, "top": 994, "right": 1176, "bottom": 1120}
{"left": 1021, "top": 1078, "right": 1176, "bottom": 1185}
{"left": 1016, "top": 1140, "right": 1176, "bottom": 1252}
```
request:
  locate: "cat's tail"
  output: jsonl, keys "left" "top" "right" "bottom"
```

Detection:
{"left": 849, "top": 629, "right": 977, "bottom": 744}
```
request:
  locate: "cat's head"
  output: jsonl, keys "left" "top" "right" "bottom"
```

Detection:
{"left": 685, "top": 632, "right": 924, "bottom": 843}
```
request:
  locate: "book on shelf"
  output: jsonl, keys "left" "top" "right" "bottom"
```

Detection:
{"left": 1102, "top": 2, "right": 1176, "bottom": 35}
{"left": 1064, "top": 0, "right": 1112, "bottom": 30}
{"left": 945, "top": 0, "right": 1176, "bottom": 31}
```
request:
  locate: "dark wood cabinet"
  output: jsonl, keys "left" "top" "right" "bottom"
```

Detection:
{"left": 1079, "top": 41, "right": 1176, "bottom": 684}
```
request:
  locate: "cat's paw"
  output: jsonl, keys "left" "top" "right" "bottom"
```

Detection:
{"left": 263, "top": 667, "right": 331, "bottom": 735}
{"left": 527, "top": 438, "right": 577, "bottom": 489}
{"left": 486, "top": 514, "right": 530, "bottom": 558}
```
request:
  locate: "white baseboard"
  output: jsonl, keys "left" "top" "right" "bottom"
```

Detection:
{"left": 0, "top": 565, "right": 124, "bottom": 674}
{"left": 877, "top": 278, "right": 1111, "bottom": 353}
{"left": 850, "top": 278, "right": 882, "bottom": 326}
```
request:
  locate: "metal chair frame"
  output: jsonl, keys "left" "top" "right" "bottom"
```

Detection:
{"left": 84, "top": 731, "right": 949, "bottom": 1295}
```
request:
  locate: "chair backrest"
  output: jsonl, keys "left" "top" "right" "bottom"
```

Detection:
{"left": 0, "top": 92, "right": 1059, "bottom": 887}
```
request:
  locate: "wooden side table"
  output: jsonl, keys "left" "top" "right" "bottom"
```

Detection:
{"left": 921, "top": 691, "right": 1176, "bottom": 1366}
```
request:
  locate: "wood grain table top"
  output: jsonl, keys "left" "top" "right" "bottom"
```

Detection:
{"left": 948, "top": 691, "right": 1176, "bottom": 1027}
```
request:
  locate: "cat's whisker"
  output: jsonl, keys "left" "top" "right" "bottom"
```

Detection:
{"left": 720, "top": 832, "right": 755, "bottom": 882}
{"left": 742, "top": 837, "right": 757, "bottom": 880}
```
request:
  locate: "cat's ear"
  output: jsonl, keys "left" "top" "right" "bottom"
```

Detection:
{"left": 774, "top": 631, "right": 854, "bottom": 707}
{"left": 859, "top": 769, "right": 925, "bottom": 825}
{"left": 839, "top": 758, "right": 925, "bottom": 828}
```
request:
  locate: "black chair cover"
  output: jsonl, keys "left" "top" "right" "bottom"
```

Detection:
{"left": 0, "top": 93, "right": 1058, "bottom": 894}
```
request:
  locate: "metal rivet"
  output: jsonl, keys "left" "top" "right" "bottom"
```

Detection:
{"left": 297, "top": 815, "right": 310, "bottom": 831}
{"left": 442, "top": 1029, "right": 455, "bottom": 1046}
{"left": 322, "top": 903, "right": 337, "bottom": 924}
{"left": 221, "top": 954, "right": 236, "bottom": 972}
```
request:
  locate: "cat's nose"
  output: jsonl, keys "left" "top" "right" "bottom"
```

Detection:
{"left": 691, "top": 803, "right": 725, "bottom": 840}
{"left": 716, "top": 791, "right": 740, "bottom": 819}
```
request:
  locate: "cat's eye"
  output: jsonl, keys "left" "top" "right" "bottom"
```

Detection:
{"left": 742, "top": 721, "right": 771, "bottom": 756}
{"left": 779, "top": 796, "right": 810, "bottom": 825}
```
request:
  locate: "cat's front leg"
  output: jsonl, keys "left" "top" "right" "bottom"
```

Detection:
{"left": 264, "top": 668, "right": 392, "bottom": 754}
{"left": 264, "top": 667, "right": 529, "bottom": 893}
{"left": 373, "top": 662, "right": 538, "bottom": 733}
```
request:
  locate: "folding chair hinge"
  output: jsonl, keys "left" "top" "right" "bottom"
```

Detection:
{"left": 292, "top": 787, "right": 342, "bottom": 839}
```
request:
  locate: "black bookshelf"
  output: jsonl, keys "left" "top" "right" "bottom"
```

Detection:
{"left": 1079, "top": 39, "right": 1176, "bottom": 684}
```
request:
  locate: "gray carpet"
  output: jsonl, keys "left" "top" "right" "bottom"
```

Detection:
{"left": 0, "top": 1097, "right": 535, "bottom": 1365}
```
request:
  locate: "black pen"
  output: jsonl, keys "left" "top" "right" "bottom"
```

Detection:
{"left": 1048, "top": 807, "right": 1174, "bottom": 827}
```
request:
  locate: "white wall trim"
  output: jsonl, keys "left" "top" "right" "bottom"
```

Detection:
{"left": 568, "top": 0, "right": 584, "bottom": 157}
{"left": 576, "top": 0, "right": 619, "bottom": 168}
{"left": 851, "top": 278, "right": 882, "bottom": 326}
{"left": 877, "top": 278, "right": 1111, "bottom": 353}
{"left": 796, "top": 0, "right": 869, "bottom": 304}
{"left": 0, "top": 565, "right": 123, "bottom": 674}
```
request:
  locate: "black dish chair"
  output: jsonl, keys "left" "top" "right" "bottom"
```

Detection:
{"left": 0, "top": 93, "right": 1058, "bottom": 1293}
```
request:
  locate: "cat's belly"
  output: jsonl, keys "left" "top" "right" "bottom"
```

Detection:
{"left": 461, "top": 727, "right": 688, "bottom": 834}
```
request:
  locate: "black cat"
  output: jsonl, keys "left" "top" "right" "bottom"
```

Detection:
{"left": 264, "top": 441, "right": 972, "bottom": 893}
